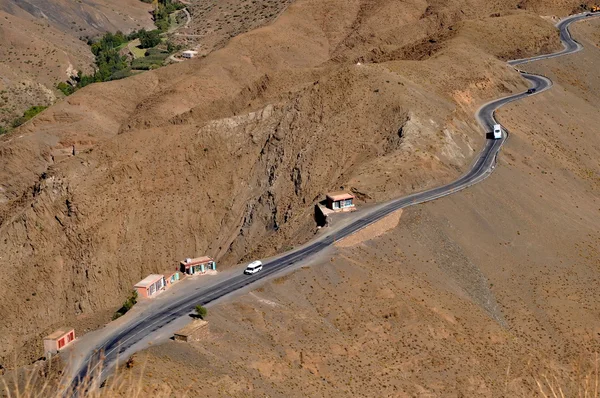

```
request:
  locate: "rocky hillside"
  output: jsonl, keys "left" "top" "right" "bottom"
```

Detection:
{"left": 123, "top": 17, "right": 600, "bottom": 397}
{"left": 0, "top": 0, "right": 154, "bottom": 130}
{"left": 0, "top": 0, "right": 595, "bottom": 367}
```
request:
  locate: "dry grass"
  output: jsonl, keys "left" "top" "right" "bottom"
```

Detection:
{"left": 3, "top": 351, "right": 598, "bottom": 396}
{"left": 536, "top": 354, "right": 599, "bottom": 398}
{"left": 0, "top": 354, "right": 172, "bottom": 398}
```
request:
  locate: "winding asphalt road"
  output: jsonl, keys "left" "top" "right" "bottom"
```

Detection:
{"left": 68, "top": 11, "right": 598, "bottom": 393}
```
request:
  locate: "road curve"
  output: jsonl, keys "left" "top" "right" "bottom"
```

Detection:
{"left": 67, "top": 12, "right": 598, "bottom": 393}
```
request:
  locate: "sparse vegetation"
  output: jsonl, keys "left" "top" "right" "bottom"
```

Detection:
{"left": 56, "top": 82, "right": 75, "bottom": 96}
{"left": 56, "top": 32, "right": 131, "bottom": 95}
{"left": 52, "top": 1, "right": 187, "bottom": 97}
{"left": 11, "top": 105, "right": 47, "bottom": 128}
{"left": 112, "top": 291, "right": 138, "bottom": 320}
{"left": 535, "top": 353, "right": 599, "bottom": 398}
{"left": 56, "top": 1, "right": 188, "bottom": 96}
{"left": 166, "top": 40, "right": 181, "bottom": 53}
{"left": 194, "top": 305, "right": 207, "bottom": 319}
{"left": 1, "top": 355, "right": 172, "bottom": 397}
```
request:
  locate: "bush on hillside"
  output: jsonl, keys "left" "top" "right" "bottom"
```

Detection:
{"left": 57, "top": 82, "right": 75, "bottom": 96}
{"left": 166, "top": 40, "right": 181, "bottom": 53}
{"left": 11, "top": 105, "right": 47, "bottom": 128}
{"left": 112, "top": 290, "right": 138, "bottom": 320}
{"left": 109, "top": 68, "right": 136, "bottom": 81}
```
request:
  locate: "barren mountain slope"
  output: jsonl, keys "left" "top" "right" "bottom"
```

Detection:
{"left": 124, "top": 19, "right": 600, "bottom": 396}
{"left": 0, "top": 0, "right": 153, "bottom": 36}
{"left": 172, "top": 0, "right": 296, "bottom": 56}
{"left": 0, "top": 0, "right": 594, "bottom": 365}
{"left": 0, "top": 0, "right": 154, "bottom": 128}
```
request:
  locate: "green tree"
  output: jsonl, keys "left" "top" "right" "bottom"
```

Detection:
{"left": 72, "top": 31, "right": 131, "bottom": 89}
{"left": 57, "top": 82, "right": 75, "bottom": 96}
{"left": 151, "top": 0, "right": 185, "bottom": 32}
{"left": 138, "top": 29, "right": 161, "bottom": 48}
{"left": 194, "top": 305, "right": 207, "bottom": 319}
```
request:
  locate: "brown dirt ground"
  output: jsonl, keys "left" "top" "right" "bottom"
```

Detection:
{"left": 0, "top": 0, "right": 597, "bottom": 373}
{"left": 0, "top": 0, "right": 155, "bottom": 128}
{"left": 121, "top": 19, "right": 600, "bottom": 395}
{"left": 170, "top": 0, "right": 295, "bottom": 56}
{"left": 335, "top": 209, "right": 403, "bottom": 248}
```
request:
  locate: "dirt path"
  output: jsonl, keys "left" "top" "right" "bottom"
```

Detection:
{"left": 127, "top": 38, "right": 145, "bottom": 59}
{"left": 183, "top": 8, "right": 191, "bottom": 28}
{"left": 168, "top": 54, "right": 184, "bottom": 63}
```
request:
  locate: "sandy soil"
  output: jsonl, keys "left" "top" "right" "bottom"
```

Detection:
{"left": 0, "top": 0, "right": 597, "bottom": 370}
{"left": 103, "top": 13, "right": 600, "bottom": 397}
{"left": 120, "top": 19, "right": 600, "bottom": 395}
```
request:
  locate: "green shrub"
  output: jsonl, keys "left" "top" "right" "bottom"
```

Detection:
{"left": 11, "top": 105, "right": 47, "bottom": 127}
{"left": 57, "top": 82, "right": 75, "bottom": 96}
{"left": 23, "top": 105, "right": 47, "bottom": 119}
{"left": 11, "top": 117, "right": 26, "bottom": 128}
{"left": 113, "top": 290, "right": 138, "bottom": 320}
{"left": 90, "top": 31, "right": 128, "bottom": 56}
{"left": 109, "top": 68, "right": 135, "bottom": 81}
{"left": 166, "top": 40, "right": 181, "bottom": 53}
{"left": 194, "top": 305, "right": 207, "bottom": 319}
{"left": 75, "top": 31, "right": 130, "bottom": 89}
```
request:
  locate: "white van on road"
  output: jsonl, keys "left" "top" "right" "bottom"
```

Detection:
{"left": 493, "top": 124, "right": 503, "bottom": 140}
{"left": 244, "top": 260, "right": 263, "bottom": 275}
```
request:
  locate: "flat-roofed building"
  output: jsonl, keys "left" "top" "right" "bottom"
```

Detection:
{"left": 43, "top": 328, "right": 75, "bottom": 355}
{"left": 174, "top": 319, "right": 209, "bottom": 342}
{"left": 180, "top": 256, "right": 216, "bottom": 275}
{"left": 182, "top": 50, "right": 198, "bottom": 59}
{"left": 325, "top": 192, "right": 356, "bottom": 212}
{"left": 134, "top": 274, "right": 166, "bottom": 298}
{"left": 164, "top": 270, "right": 181, "bottom": 288}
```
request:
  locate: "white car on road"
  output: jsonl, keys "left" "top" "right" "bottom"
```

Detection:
{"left": 244, "top": 260, "right": 263, "bottom": 275}
{"left": 493, "top": 124, "right": 503, "bottom": 139}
